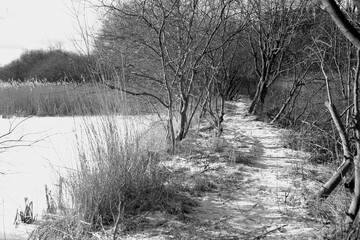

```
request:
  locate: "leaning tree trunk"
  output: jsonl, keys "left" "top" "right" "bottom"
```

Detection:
{"left": 249, "top": 79, "right": 267, "bottom": 114}
{"left": 345, "top": 49, "right": 360, "bottom": 229}
{"left": 176, "top": 95, "right": 189, "bottom": 142}
{"left": 318, "top": 157, "right": 353, "bottom": 199}
{"left": 270, "top": 80, "right": 302, "bottom": 124}
{"left": 319, "top": 0, "right": 360, "bottom": 234}
{"left": 318, "top": 102, "right": 352, "bottom": 199}
{"left": 320, "top": 0, "right": 360, "bottom": 49}
{"left": 318, "top": 87, "right": 352, "bottom": 198}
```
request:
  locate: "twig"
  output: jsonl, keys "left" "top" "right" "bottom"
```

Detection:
{"left": 113, "top": 195, "right": 124, "bottom": 240}
{"left": 253, "top": 224, "right": 287, "bottom": 240}
{"left": 190, "top": 166, "right": 215, "bottom": 178}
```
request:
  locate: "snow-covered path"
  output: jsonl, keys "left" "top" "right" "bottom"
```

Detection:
{"left": 191, "top": 98, "right": 324, "bottom": 239}
{"left": 120, "top": 97, "right": 327, "bottom": 240}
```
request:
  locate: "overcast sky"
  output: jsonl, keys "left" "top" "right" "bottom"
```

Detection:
{"left": 0, "top": 0, "right": 100, "bottom": 66}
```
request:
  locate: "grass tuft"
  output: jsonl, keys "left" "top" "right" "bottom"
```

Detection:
{"left": 29, "top": 214, "right": 92, "bottom": 240}
{"left": 31, "top": 111, "right": 196, "bottom": 239}
{"left": 72, "top": 116, "right": 186, "bottom": 227}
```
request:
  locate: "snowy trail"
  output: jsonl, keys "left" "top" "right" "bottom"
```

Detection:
{"left": 119, "top": 97, "right": 327, "bottom": 240}
{"left": 190, "top": 98, "right": 324, "bottom": 239}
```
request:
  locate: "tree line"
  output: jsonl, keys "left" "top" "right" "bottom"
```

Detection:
{"left": 0, "top": 49, "right": 91, "bottom": 82}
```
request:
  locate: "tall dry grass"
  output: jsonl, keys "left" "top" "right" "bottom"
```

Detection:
{"left": 70, "top": 116, "right": 171, "bottom": 226}
{"left": 0, "top": 79, "right": 153, "bottom": 117}
{"left": 29, "top": 82, "right": 196, "bottom": 239}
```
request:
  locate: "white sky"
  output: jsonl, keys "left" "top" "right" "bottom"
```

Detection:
{"left": 0, "top": 0, "right": 100, "bottom": 66}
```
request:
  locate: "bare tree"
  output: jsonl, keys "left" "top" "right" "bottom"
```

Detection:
{"left": 269, "top": 60, "right": 309, "bottom": 124}
{"left": 94, "top": 0, "right": 247, "bottom": 151}
{"left": 200, "top": 14, "right": 250, "bottom": 134}
{"left": 318, "top": 0, "right": 360, "bottom": 231}
{"left": 246, "top": 0, "right": 310, "bottom": 115}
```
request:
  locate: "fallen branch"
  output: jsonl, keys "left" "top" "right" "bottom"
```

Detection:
{"left": 253, "top": 224, "right": 288, "bottom": 240}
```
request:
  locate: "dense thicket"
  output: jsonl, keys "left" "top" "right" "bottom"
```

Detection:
{"left": 0, "top": 49, "right": 91, "bottom": 82}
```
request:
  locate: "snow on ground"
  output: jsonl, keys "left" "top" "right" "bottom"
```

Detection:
{"left": 120, "top": 97, "right": 327, "bottom": 239}
{"left": 188, "top": 98, "right": 325, "bottom": 239}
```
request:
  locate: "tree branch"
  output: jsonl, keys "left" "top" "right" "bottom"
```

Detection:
{"left": 104, "top": 82, "right": 169, "bottom": 108}
{"left": 320, "top": 0, "right": 360, "bottom": 48}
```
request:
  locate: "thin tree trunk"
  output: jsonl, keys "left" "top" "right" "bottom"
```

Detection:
{"left": 271, "top": 80, "right": 301, "bottom": 124}
{"left": 318, "top": 101, "right": 352, "bottom": 199}
{"left": 216, "top": 96, "right": 225, "bottom": 136}
{"left": 345, "top": 49, "right": 360, "bottom": 227}
{"left": 167, "top": 108, "right": 176, "bottom": 154}
{"left": 346, "top": 155, "right": 360, "bottom": 226}
{"left": 226, "top": 79, "right": 243, "bottom": 100}
{"left": 249, "top": 79, "right": 266, "bottom": 114}
{"left": 318, "top": 1, "right": 360, "bottom": 224}
{"left": 318, "top": 158, "right": 353, "bottom": 199}
{"left": 176, "top": 96, "right": 189, "bottom": 141}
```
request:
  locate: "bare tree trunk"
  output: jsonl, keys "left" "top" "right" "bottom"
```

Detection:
{"left": 249, "top": 79, "right": 267, "bottom": 114}
{"left": 226, "top": 79, "right": 243, "bottom": 100}
{"left": 346, "top": 156, "right": 360, "bottom": 226}
{"left": 318, "top": 4, "right": 360, "bottom": 227}
{"left": 318, "top": 158, "right": 353, "bottom": 198}
{"left": 313, "top": 0, "right": 360, "bottom": 202}
{"left": 167, "top": 107, "right": 176, "bottom": 154}
{"left": 320, "top": 0, "right": 360, "bottom": 49}
{"left": 318, "top": 101, "right": 352, "bottom": 199}
{"left": 271, "top": 80, "right": 302, "bottom": 124}
{"left": 216, "top": 95, "right": 225, "bottom": 135}
{"left": 345, "top": 49, "right": 360, "bottom": 227}
{"left": 176, "top": 95, "right": 189, "bottom": 141}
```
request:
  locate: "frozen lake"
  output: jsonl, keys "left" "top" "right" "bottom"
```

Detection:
{"left": 0, "top": 115, "right": 165, "bottom": 239}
